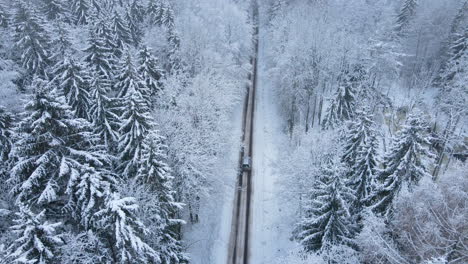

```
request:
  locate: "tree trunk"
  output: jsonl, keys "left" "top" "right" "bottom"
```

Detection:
{"left": 311, "top": 94, "right": 317, "bottom": 129}
{"left": 305, "top": 93, "right": 311, "bottom": 133}
{"left": 318, "top": 95, "right": 323, "bottom": 127}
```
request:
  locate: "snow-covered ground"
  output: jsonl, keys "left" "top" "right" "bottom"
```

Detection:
{"left": 183, "top": 101, "right": 243, "bottom": 264}
{"left": 249, "top": 24, "right": 296, "bottom": 264}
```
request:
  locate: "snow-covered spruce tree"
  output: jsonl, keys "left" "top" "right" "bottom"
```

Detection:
{"left": 115, "top": 51, "right": 150, "bottom": 100}
{"left": 370, "top": 113, "right": 435, "bottom": 217}
{"left": 94, "top": 19, "right": 122, "bottom": 59}
{"left": 13, "top": 1, "right": 51, "bottom": 76}
{"left": 40, "top": 0, "right": 67, "bottom": 21}
{"left": 435, "top": 1, "right": 467, "bottom": 82}
{"left": 322, "top": 65, "right": 364, "bottom": 130}
{"left": 341, "top": 108, "right": 379, "bottom": 212}
{"left": 437, "top": 28, "right": 468, "bottom": 115}
{"left": 136, "top": 131, "right": 187, "bottom": 263}
{"left": 50, "top": 23, "right": 74, "bottom": 62}
{"left": 52, "top": 57, "right": 91, "bottom": 120}
{"left": 126, "top": 10, "right": 144, "bottom": 47}
{"left": 129, "top": 0, "right": 146, "bottom": 24}
{"left": 10, "top": 80, "right": 104, "bottom": 210}
{"left": 111, "top": 11, "right": 132, "bottom": 53}
{"left": 95, "top": 193, "right": 159, "bottom": 263}
{"left": 0, "top": 107, "right": 12, "bottom": 165}
{"left": 0, "top": 107, "right": 13, "bottom": 203}
{"left": 394, "top": 0, "right": 418, "bottom": 36}
{"left": 138, "top": 46, "right": 164, "bottom": 98}
{"left": 165, "top": 27, "right": 181, "bottom": 73}
{"left": 71, "top": 0, "right": 90, "bottom": 25}
{"left": 117, "top": 83, "right": 152, "bottom": 178}
{"left": 84, "top": 31, "right": 114, "bottom": 80}
{"left": 147, "top": 0, "right": 175, "bottom": 28}
{"left": 294, "top": 159, "right": 356, "bottom": 252}
{"left": 88, "top": 73, "right": 120, "bottom": 151}
{"left": 6, "top": 207, "right": 63, "bottom": 264}
{"left": 66, "top": 166, "right": 116, "bottom": 229}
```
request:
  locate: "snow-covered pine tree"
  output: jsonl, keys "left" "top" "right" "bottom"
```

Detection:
{"left": 437, "top": 28, "right": 467, "bottom": 119}
{"left": 88, "top": 73, "right": 120, "bottom": 151}
{"left": 322, "top": 66, "right": 363, "bottom": 130}
{"left": 166, "top": 27, "right": 181, "bottom": 72}
{"left": 136, "top": 131, "right": 186, "bottom": 263}
{"left": 40, "top": 0, "right": 67, "bottom": 21}
{"left": 0, "top": 107, "right": 12, "bottom": 164}
{"left": 433, "top": 2, "right": 467, "bottom": 86}
{"left": 52, "top": 57, "right": 91, "bottom": 120}
{"left": 95, "top": 193, "right": 159, "bottom": 263}
{"left": 126, "top": 10, "right": 144, "bottom": 47}
{"left": 129, "top": 0, "right": 146, "bottom": 24}
{"left": 117, "top": 86, "right": 152, "bottom": 178}
{"left": 66, "top": 166, "right": 116, "bottom": 229}
{"left": 138, "top": 46, "right": 164, "bottom": 97}
{"left": 94, "top": 19, "right": 122, "bottom": 59}
{"left": 50, "top": 23, "right": 74, "bottom": 62}
{"left": 147, "top": 0, "right": 162, "bottom": 26}
{"left": 370, "top": 113, "right": 435, "bottom": 217}
{"left": 115, "top": 51, "right": 150, "bottom": 100}
{"left": 394, "top": 0, "right": 418, "bottom": 36}
{"left": 0, "top": 107, "right": 13, "bottom": 191}
{"left": 148, "top": 0, "right": 175, "bottom": 28}
{"left": 294, "top": 159, "right": 356, "bottom": 252}
{"left": 111, "top": 11, "right": 132, "bottom": 47}
{"left": 6, "top": 207, "right": 63, "bottom": 264}
{"left": 10, "top": 80, "right": 103, "bottom": 210}
{"left": 71, "top": 0, "right": 90, "bottom": 25}
{"left": 342, "top": 108, "right": 379, "bottom": 212}
{"left": 84, "top": 31, "right": 114, "bottom": 80}
{"left": 13, "top": 1, "right": 51, "bottom": 76}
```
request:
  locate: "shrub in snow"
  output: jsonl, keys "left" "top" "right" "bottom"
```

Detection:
{"left": 392, "top": 163, "right": 468, "bottom": 263}
{"left": 60, "top": 231, "right": 112, "bottom": 263}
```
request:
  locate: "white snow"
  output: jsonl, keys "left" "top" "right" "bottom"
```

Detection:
{"left": 183, "top": 100, "right": 243, "bottom": 264}
{"left": 249, "top": 23, "right": 296, "bottom": 264}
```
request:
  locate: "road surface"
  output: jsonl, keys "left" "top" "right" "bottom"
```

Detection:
{"left": 226, "top": 3, "right": 259, "bottom": 264}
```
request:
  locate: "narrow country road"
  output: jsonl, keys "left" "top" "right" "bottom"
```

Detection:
{"left": 227, "top": 2, "right": 294, "bottom": 263}
{"left": 226, "top": 2, "right": 259, "bottom": 264}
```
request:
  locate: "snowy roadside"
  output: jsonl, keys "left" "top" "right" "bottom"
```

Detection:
{"left": 249, "top": 22, "right": 297, "bottom": 264}
{"left": 183, "top": 101, "right": 243, "bottom": 264}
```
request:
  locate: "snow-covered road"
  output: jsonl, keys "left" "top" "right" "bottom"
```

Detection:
{"left": 249, "top": 22, "right": 296, "bottom": 263}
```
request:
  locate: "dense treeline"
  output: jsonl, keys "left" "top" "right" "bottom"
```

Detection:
{"left": 266, "top": 0, "right": 467, "bottom": 263}
{"left": 0, "top": 0, "right": 252, "bottom": 263}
